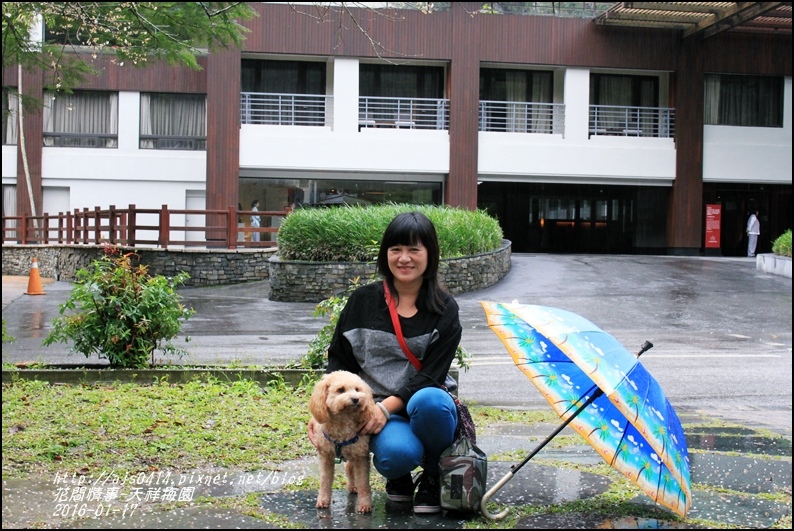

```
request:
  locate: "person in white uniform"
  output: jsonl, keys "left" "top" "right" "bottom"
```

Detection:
{"left": 746, "top": 210, "right": 760, "bottom": 257}
{"left": 250, "top": 200, "right": 261, "bottom": 242}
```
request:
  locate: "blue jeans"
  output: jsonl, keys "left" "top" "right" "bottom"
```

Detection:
{"left": 370, "top": 387, "right": 457, "bottom": 480}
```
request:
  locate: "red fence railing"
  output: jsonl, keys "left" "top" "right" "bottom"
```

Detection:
{"left": 1, "top": 205, "right": 291, "bottom": 249}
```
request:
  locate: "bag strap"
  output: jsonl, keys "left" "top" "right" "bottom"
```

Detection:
{"left": 383, "top": 280, "right": 422, "bottom": 372}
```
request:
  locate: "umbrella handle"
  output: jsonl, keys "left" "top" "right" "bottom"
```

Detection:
{"left": 480, "top": 469, "right": 514, "bottom": 520}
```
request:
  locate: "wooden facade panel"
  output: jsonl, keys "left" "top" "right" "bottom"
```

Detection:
{"left": 16, "top": 68, "right": 43, "bottom": 218}
{"left": 206, "top": 48, "right": 242, "bottom": 220}
{"left": 246, "top": 3, "right": 451, "bottom": 60}
{"left": 446, "top": 3, "right": 481, "bottom": 209}
{"left": 67, "top": 58, "right": 207, "bottom": 93}
{"left": 670, "top": 38, "right": 705, "bottom": 251}
{"left": 477, "top": 16, "right": 681, "bottom": 70}
{"left": 703, "top": 32, "right": 792, "bottom": 75}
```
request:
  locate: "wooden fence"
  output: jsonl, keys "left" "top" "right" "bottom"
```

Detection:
{"left": 1, "top": 205, "right": 290, "bottom": 249}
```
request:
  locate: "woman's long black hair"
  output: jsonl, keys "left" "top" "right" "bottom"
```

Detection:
{"left": 376, "top": 211, "right": 446, "bottom": 314}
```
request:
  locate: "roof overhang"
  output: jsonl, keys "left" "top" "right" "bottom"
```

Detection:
{"left": 595, "top": 2, "right": 792, "bottom": 38}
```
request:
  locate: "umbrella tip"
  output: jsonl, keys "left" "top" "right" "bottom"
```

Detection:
{"left": 638, "top": 341, "right": 653, "bottom": 356}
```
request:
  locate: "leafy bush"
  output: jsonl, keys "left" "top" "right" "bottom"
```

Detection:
{"left": 42, "top": 247, "right": 195, "bottom": 368}
{"left": 772, "top": 229, "right": 792, "bottom": 257}
{"left": 277, "top": 204, "right": 504, "bottom": 261}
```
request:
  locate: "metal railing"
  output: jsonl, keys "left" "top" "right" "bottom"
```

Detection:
{"left": 139, "top": 135, "right": 207, "bottom": 151}
{"left": 589, "top": 105, "right": 675, "bottom": 138}
{"left": 240, "top": 92, "right": 331, "bottom": 126}
{"left": 358, "top": 96, "right": 450, "bottom": 130}
{"left": 479, "top": 101, "right": 564, "bottom": 134}
{"left": 43, "top": 132, "right": 118, "bottom": 148}
{"left": 2, "top": 205, "right": 291, "bottom": 249}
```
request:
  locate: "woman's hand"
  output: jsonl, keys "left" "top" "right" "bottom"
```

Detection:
{"left": 359, "top": 405, "right": 388, "bottom": 435}
{"left": 359, "top": 396, "right": 404, "bottom": 436}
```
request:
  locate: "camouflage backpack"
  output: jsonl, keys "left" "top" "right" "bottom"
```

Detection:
{"left": 439, "top": 397, "right": 487, "bottom": 512}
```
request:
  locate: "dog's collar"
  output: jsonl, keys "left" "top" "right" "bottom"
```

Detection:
{"left": 322, "top": 430, "right": 360, "bottom": 463}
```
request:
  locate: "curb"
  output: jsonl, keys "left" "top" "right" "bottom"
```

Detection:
{"left": 1, "top": 367, "right": 460, "bottom": 390}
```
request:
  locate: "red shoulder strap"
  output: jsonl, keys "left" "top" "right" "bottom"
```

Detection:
{"left": 383, "top": 280, "right": 422, "bottom": 371}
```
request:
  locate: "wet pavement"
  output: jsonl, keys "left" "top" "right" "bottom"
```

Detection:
{"left": 2, "top": 254, "right": 792, "bottom": 528}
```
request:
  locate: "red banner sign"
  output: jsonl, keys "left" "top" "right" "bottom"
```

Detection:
{"left": 705, "top": 204, "right": 721, "bottom": 249}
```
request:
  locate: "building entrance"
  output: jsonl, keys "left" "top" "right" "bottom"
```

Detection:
{"left": 477, "top": 182, "right": 669, "bottom": 254}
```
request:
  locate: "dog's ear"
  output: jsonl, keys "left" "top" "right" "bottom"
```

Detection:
{"left": 309, "top": 376, "right": 330, "bottom": 424}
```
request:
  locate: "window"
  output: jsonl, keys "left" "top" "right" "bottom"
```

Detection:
{"left": 358, "top": 64, "right": 447, "bottom": 130}
{"left": 589, "top": 74, "right": 666, "bottom": 137}
{"left": 241, "top": 60, "right": 328, "bottom": 126}
{"left": 140, "top": 93, "right": 207, "bottom": 150}
{"left": 590, "top": 74, "right": 658, "bottom": 107}
{"left": 2, "top": 87, "right": 18, "bottom": 145}
{"left": 704, "top": 74, "right": 783, "bottom": 127}
{"left": 43, "top": 90, "right": 118, "bottom": 148}
{"left": 480, "top": 68, "right": 554, "bottom": 132}
{"left": 242, "top": 59, "right": 326, "bottom": 94}
{"left": 360, "top": 64, "right": 444, "bottom": 98}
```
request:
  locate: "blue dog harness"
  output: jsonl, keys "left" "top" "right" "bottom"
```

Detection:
{"left": 322, "top": 430, "right": 360, "bottom": 463}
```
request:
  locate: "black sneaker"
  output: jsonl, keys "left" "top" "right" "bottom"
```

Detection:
{"left": 413, "top": 473, "right": 441, "bottom": 514}
{"left": 385, "top": 473, "right": 415, "bottom": 503}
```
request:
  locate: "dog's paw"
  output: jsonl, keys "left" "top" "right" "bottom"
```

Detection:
{"left": 315, "top": 496, "right": 331, "bottom": 509}
{"left": 356, "top": 502, "right": 372, "bottom": 513}
{"left": 347, "top": 484, "right": 358, "bottom": 494}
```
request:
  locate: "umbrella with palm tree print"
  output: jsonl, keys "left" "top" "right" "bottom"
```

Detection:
{"left": 479, "top": 302, "right": 691, "bottom": 521}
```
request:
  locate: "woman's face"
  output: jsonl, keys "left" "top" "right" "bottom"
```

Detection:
{"left": 388, "top": 242, "right": 428, "bottom": 287}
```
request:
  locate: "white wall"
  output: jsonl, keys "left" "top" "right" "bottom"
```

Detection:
{"left": 479, "top": 133, "right": 676, "bottom": 183}
{"left": 40, "top": 90, "right": 206, "bottom": 212}
{"left": 480, "top": 66, "right": 676, "bottom": 184}
{"left": 9, "top": 66, "right": 791, "bottom": 214}
{"left": 240, "top": 57, "right": 450, "bottom": 175}
{"left": 1, "top": 145, "right": 16, "bottom": 182}
{"left": 702, "top": 77, "right": 793, "bottom": 184}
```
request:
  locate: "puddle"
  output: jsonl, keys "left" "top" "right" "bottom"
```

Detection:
{"left": 690, "top": 453, "right": 791, "bottom": 494}
{"left": 53, "top": 506, "right": 278, "bottom": 529}
{"left": 516, "top": 513, "right": 705, "bottom": 528}
{"left": 632, "top": 490, "right": 791, "bottom": 529}
{"left": 262, "top": 462, "right": 610, "bottom": 528}
{"left": 687, "top": 432, "right": 792, "bottom": 456}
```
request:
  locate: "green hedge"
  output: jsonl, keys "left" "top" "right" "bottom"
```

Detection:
{"left": 277, "top": 204, "right": 504, "bottom": 262}
{"left": 772, "top": 229, "right": 792, "bottom": 257}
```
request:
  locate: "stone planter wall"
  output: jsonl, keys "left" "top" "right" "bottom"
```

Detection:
{"left": 1, "top": 245, "right": 275, "bottom": 287}
{"left": 2, "top": 240, "right": 512, "bottom": 299}
{"left": 269, "top": 239, "right": 512, "bottom": 302}
{"left": 756, "top": 253, "right": 792, "bottom": 279}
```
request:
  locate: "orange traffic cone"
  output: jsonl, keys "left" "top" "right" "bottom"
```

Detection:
{"left": 25, "top": 257, "right": 46, "bottom": 295}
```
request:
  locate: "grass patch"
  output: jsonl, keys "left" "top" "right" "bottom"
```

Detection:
{"left": 2, "top": 378, "right": 316, "bottom": 479}
{"left": 3, "top": 379, "right": 790, "bottom": 529}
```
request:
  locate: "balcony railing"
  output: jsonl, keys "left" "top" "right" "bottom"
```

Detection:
{"left": 43, "top": 132, "right": 118, "bottom": 148}
{"left": 479, "top": 101, "right": 564, "bottom": 134}
{"left": 140, "top": 135, "right": 207, "bottom": 151}
{"left": 589, "top": 105, "right": 675, "bottom": 138}
{"left": 358, "top": 96, "right": 450, "bottom": 130}
{"left": 240, "top": 92, "right": 331, "bottom": 126}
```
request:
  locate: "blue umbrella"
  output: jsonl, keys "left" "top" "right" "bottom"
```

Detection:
{"left": 479, "top": 302, "right": 692, "bottom": 520}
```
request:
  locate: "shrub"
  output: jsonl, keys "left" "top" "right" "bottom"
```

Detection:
{"left": 277, "top": 204, "right": 504, "bottom": 262}
{"left": 42, "top": 247, "right": 195, "bottom": 368}
{"left": 772, "top": 229, "right": 792, "bottom": 257}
